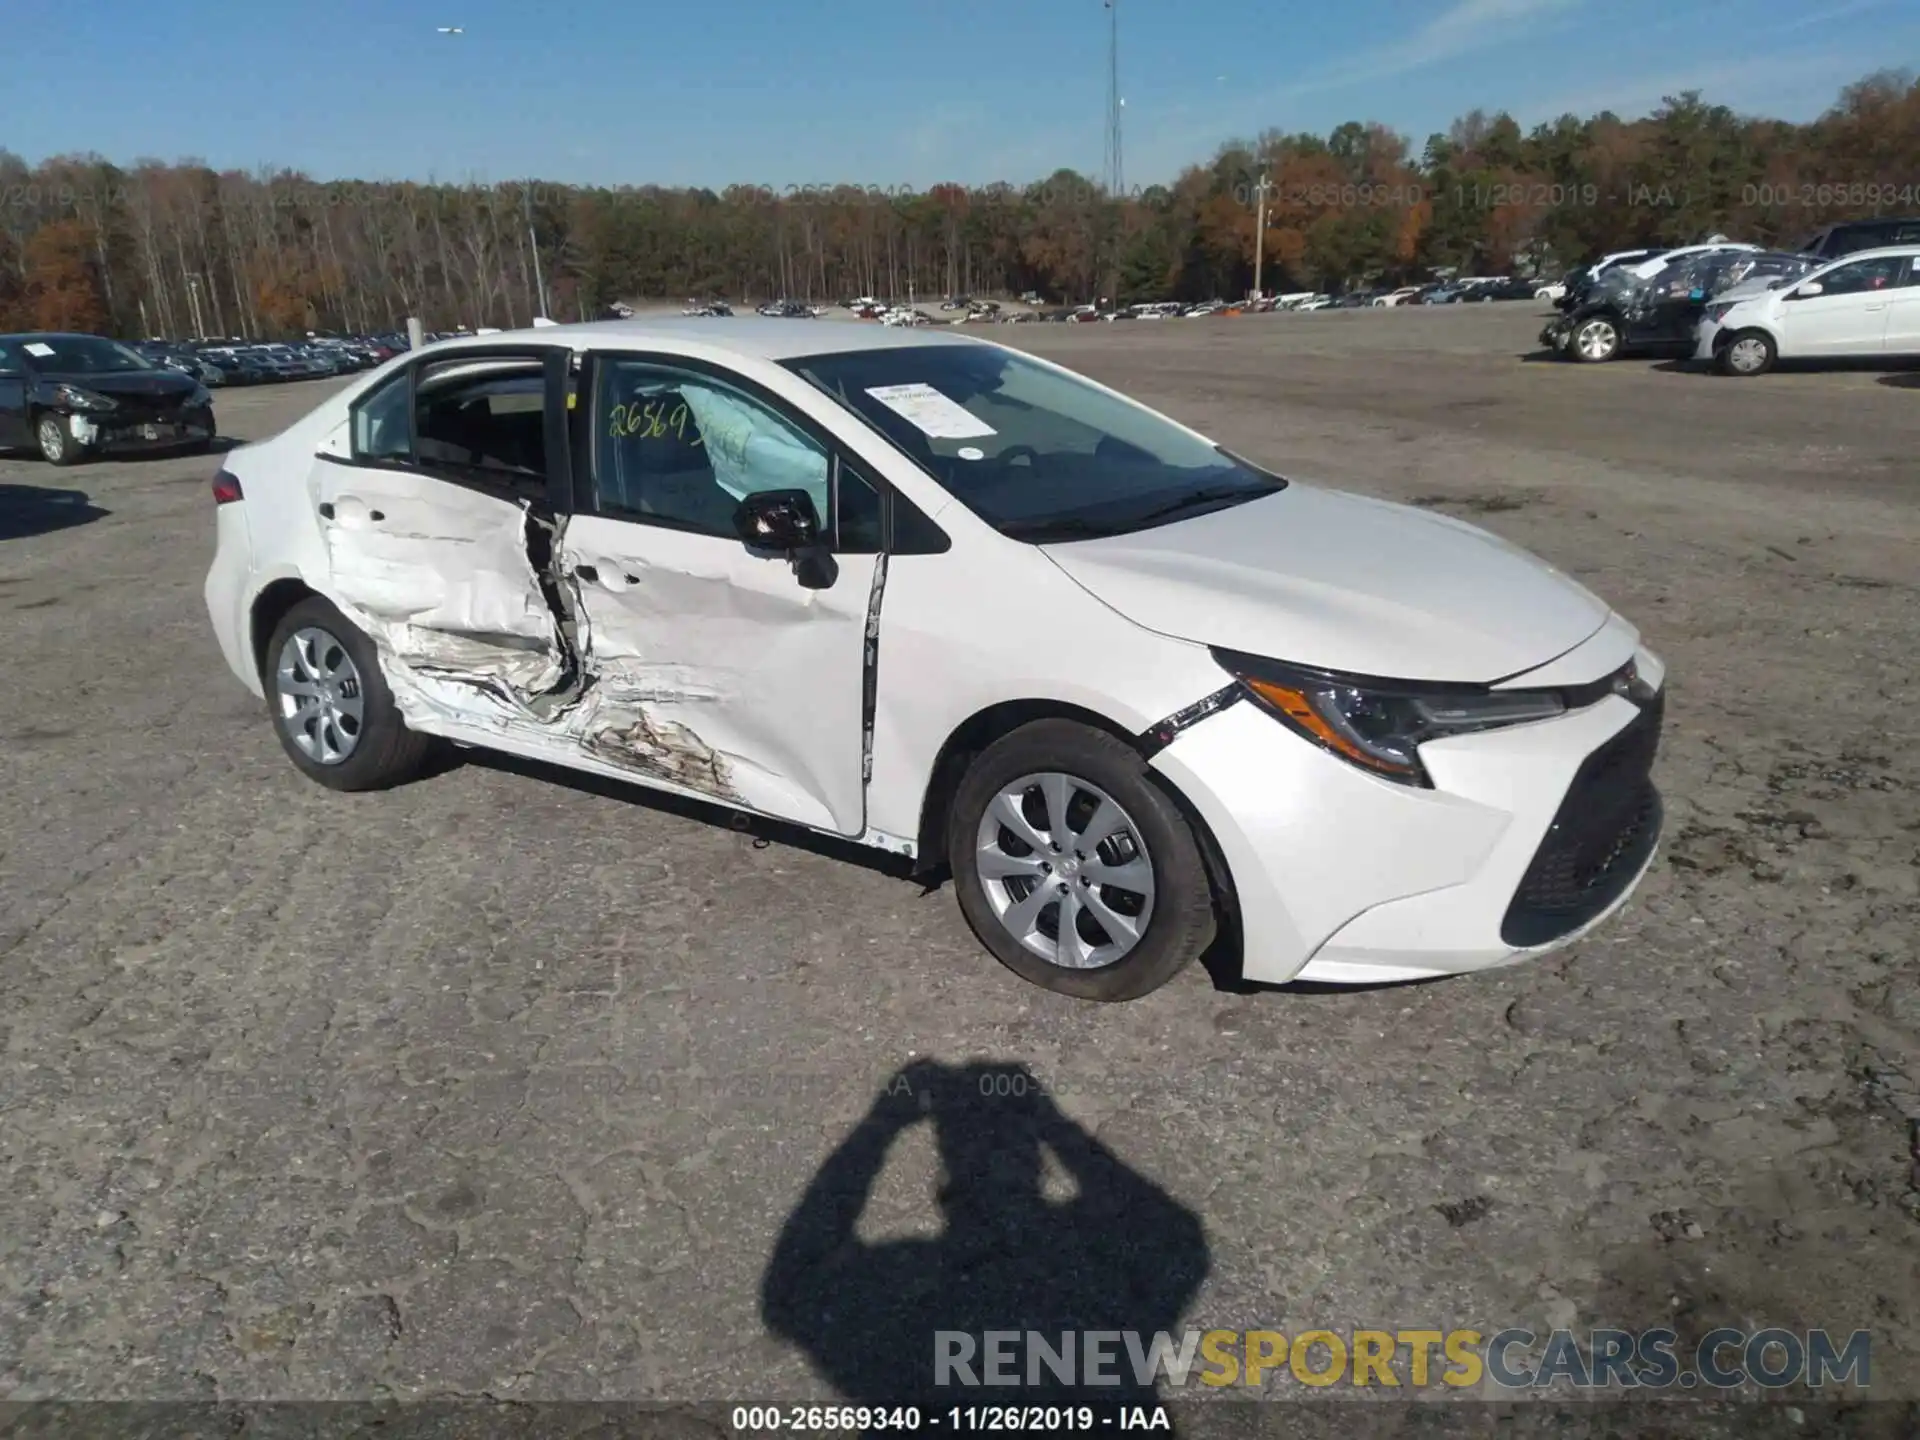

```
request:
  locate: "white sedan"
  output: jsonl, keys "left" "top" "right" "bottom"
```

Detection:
{"left": 204, "top": 320, "right": 1666, "bottom": 1001}
{"left": 1696, "top": 244, "right": 1920, "bottom": 375}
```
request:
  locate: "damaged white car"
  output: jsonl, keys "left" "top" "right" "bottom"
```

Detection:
{"left": 205, "top": 320, "right": 1665, "bottom": 1001}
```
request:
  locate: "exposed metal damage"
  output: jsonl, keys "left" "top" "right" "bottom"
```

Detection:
{"left": 325, "top": 497, "right": 747, "bottom": 805}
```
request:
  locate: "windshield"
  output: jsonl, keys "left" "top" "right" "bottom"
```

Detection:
{"left": 786, "top": 343, "right": 1283, "bottom": 540}
{"left": 24, "top": 335, "right": 154, "bottom": 373}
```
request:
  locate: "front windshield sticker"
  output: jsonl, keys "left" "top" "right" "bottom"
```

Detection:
{"left": 864, "top": 382, "right": 996, "bottom": 439}
{"left": 23, "top": 343, "right": 53, "bottom": 357}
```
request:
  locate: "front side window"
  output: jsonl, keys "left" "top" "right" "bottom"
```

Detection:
{"left": 591, "top": 359, "right": 830, "bottom": 537}
{"left": 786, "top": 344, "right": 1282, "bottom": 541}
{"left": 1812, "top": 255, "right": 1906, "bottom": 296}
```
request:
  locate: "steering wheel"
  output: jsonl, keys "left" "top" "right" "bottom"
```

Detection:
{"left": 993, "top": 444, "right": 1041, "bottom": 468}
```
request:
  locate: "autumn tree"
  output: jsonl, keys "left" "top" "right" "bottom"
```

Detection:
{"left": 24, "top": 219, "right": 110, "bottom": 332}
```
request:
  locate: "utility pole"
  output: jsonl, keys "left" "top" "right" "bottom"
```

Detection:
{"left": 1103, "top": 0, "right": 1123, "bottom": 196}
{"left": 1252, "top": 174, "right": 1273, "bottom": 300}
{"left": 525, "top": 179, "right": 549, "bottom": 319}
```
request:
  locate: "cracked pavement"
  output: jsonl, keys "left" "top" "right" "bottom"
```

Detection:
{"left": 1, "top": 307, "right": 1917, "bottom": 1422}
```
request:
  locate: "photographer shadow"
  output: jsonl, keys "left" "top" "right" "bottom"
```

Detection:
{"left": 761, "top": 1060, "right": 1209, "bottom": 1410}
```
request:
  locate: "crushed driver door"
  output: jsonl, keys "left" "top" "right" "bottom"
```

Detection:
{"left": 555, "top": 355, "right": 878, "bottom": 836}
{"left": 309, "top": 348, "right": 579, "bottom": 737}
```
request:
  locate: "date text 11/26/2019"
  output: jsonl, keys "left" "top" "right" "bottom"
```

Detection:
{"left": 729, "top": 1404, "right": 1170, "bottom": 1431}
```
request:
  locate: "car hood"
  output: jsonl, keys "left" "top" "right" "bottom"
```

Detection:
{"left": 39, "top": 368, "right": 198, "bottom": 401}
{"left": 1040, "top": 484, "right": 1612, "bottom": 683}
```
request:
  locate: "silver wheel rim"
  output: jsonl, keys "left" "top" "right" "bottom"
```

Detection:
{"left": 974, "top": 771, "right": 1156, "bottom": 970}
{"left": 38, "top": 416, "right": 65, "bottom": 459}
{"left": 275, "top": 627, "right": 366, "bottom": 764}
{"left": 1576, "top": 320, "right": 1617, "bottom": 359}
{"left": 1727, "top": 337, "right": 1767, "bottom": 373}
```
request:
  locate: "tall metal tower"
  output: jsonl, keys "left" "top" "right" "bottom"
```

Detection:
{"left": 1103, "top": 0, "right": 1123, "bottom": 196}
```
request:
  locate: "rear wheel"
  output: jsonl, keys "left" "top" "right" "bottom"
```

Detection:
{"left": 1570, "top": 316, "right": 1622, "bottom": 362}
{"left": 262, "top": 596, "right": 433, "bottom": 791}
{"left": 36, "top": 412, "right": 81, "bottom": 466}
{"left": 1717, "top": 329, "right": 1776, "bottom": 377}
{"left": 948, "top": 719, "right": 1216, "bottom": 1001}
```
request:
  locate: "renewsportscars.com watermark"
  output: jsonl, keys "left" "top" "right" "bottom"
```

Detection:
{"left": 935, "top": 1328, "right": 1872, "bottom": 1391}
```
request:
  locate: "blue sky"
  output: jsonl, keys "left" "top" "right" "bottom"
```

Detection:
{"left": 4, "top": 0, "right": 1914, "bottom": 188}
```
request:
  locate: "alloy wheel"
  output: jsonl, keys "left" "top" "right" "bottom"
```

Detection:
{"left": 275, "top": 627, "right": 366, "bottom": 764}
{"left": 974, "top": 771, "right": 1156, "bottom": 969}
{"left": 1575, "top": 320, "right": 1619, "bottom": 360}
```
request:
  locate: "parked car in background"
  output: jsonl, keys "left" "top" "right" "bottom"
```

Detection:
{"left": 1697, "top": 244, "right": 1920, "bottom": 375}
{"left": 1556, "top": 249, "right": 1663, "bottom": 311}
{"left": 0, "top": 331, "right": 216, "bottom": 464}
{"left": 1795, "top": 216, "right": 1920, "bottom": 261}
{"left": 1534, "top": 279, "right": 1569, "bottom": 302}
{"left": 1469, "top": 277, "right": 1544, "bottom": 302}
{"left": 1373, "top": 287, "right": 1423, "bottom": 307}
{"left": 1545, "top": 248, "right": 1817, "bottom": 363}
{"left": 201, "top": 348, "right": 271, "bottom": 385}
{"left": 204, "top": 318, "right": 1665, "bottom": 1001}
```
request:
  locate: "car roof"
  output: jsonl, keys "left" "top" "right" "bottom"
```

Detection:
{"left": 418, "top": 316, "right": 983, "bottom": 362}
{"left": 1817, "top": 244, "right": 1920, "bottom": 261}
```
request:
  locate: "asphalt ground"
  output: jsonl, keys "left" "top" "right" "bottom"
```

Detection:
{"left": 2, "top": 303, "right": 1916, "bottom": 1433}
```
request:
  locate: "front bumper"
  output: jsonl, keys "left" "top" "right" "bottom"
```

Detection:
{"left": 70, "top": 406, "right": 214, "bottom": 451}
{"left": 1149, "top": 641, "right": 1665, "bottom": 986}
{"left": 1693, "top": 317, "right": 1721, "bottom": 362}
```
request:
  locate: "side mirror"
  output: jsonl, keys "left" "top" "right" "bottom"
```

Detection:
{"left": 732, "top": 488, "right": 838, "bottom": 589}
{"left": 1791, "top": 281, "right": 1824, "bottom": 298}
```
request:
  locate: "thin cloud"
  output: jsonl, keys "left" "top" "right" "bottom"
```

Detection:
{"left": 1778, "top": 0, "right": 1897, "bottom": 33}
{"left": 1521, "top": 47, "right": 1889, "bottom": 124}
{"left": 1272, "top": 0, "right": 1587, "bottom": 99}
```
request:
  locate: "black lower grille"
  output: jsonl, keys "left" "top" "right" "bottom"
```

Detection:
{"left": 1501, "top": 691, "right": 1664, "bottom": 948}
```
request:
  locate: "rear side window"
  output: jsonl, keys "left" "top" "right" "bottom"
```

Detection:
{"left": 352, "top": 372, "right": 411, "bottom": 461}
{"left": 348, "top": 354, "right": 551, "bottom": 499}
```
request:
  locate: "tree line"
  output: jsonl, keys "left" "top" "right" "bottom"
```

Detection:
{"left": 1, "top": 70, "right": 1914, "bottom": 339}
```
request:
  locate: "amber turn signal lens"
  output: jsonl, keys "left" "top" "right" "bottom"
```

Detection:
{"left": 1242, "top": 676, "right": 1421, "bottom": 779}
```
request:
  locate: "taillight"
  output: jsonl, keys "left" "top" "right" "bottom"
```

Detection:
{"left": 211, "top": 470, "right": 243, "bottom": 505}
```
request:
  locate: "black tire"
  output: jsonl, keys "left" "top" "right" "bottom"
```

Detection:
{"left": 1715, "top": 328, "right": 1777, "bottom": 377}
{"left": 35, "top": 411, "right": 82, "bottom": 466}
{"left": 947, "top": 719, "right": 1217, "bottom": 1002}
{"left": 1569, "top": 315, "right": 1622, "bottom": 362}
{"left": 261, "top": 595, "right": 434, "bottom": 792}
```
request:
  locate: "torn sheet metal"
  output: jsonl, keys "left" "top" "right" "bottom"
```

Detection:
{"left": 558, "top": 514, "right": 877, "bottom": 835}
{"left": 312, "top": 463, "right": 576, "bottom": 734}
{"left": 313, "top": 457, "right": 879, "bottom": 836}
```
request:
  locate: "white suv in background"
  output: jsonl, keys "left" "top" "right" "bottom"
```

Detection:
{"left": 1697, "top": 245, "right": 1920, "bottom": 375}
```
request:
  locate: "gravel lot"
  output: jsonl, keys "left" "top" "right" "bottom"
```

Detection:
{"left": 2, "top": 304, "right": 1917, "bottom": 1427}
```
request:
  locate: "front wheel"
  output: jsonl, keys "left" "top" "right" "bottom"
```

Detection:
{"left": 1570, "top": 316, "right": 1622, "bottom": 362}
{"left": 1717, "top": 329, "right": 1776, "bottom": 377}
{"left": 948, "top": 719, "right": 1217, "bottom": 1001}
{"left": 262, "top": 596, "right": 434, "bottom": 792}
{"left": 36, "top": 412, "right": 83, "bottom": 466}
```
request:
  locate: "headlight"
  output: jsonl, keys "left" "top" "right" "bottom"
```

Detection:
{"left": 51, "top": 383, "right": 117, "bottom": 411}
{"left": 1214, "top": 652, "right": 1567, "bottom": 786}
{"left": 189, "top": 384, "right": 212, "bottom": 406}
{"left": 1703, "top": 302, "right": 1736, "bottom": 325}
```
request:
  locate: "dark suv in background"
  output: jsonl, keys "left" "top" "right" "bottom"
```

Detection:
{"left": 1797, "top": 216, "right": 1920, "bottom": 260}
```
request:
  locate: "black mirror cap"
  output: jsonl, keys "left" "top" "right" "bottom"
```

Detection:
{"left": 732, "top": 488, "right": 822, "bottom": 550}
